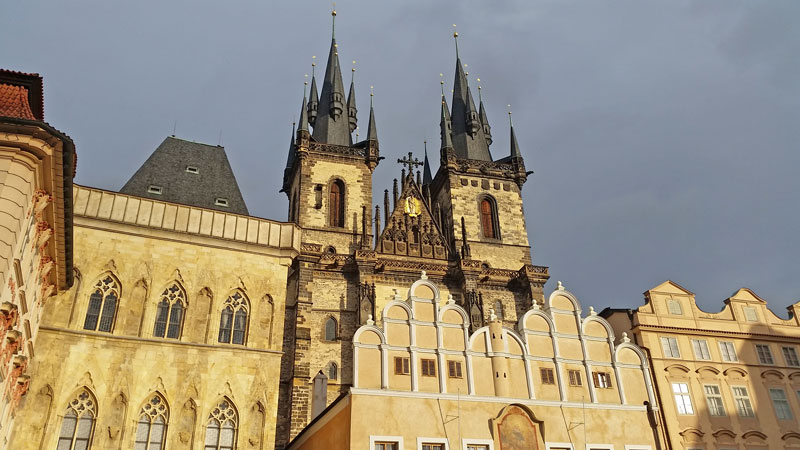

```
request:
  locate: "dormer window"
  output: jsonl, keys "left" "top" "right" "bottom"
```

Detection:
{"left": 148, "top": 185, "right": 163, "bottom": 195}
{"left": 185, "top": 166, "right": 199, "bottom": 174}
{"left": 215, "top": 198, "right": 229, "bottom": 207}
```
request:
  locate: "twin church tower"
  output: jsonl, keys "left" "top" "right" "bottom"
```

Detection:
{"left": 276, "top": 10, "right": 547, "bottom": 446}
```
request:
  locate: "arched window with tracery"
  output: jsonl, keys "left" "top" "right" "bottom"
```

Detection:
{"left": 324, "top": 317, "right": 337, "bottom": 341}
{"left": 218, "top": 291, "right": 249, "bottom": 345}
{"left": 134, "top": 393, "right": 169, "bottom": 450}
{"left": 327, "top": 361, "right": 338, "bottom": 381}
{"left": 204, "top": 398, "right": 238, "bottom": 450}
{"left": 83, "top": 274, "right": 120, "bottom": 332}
{"left": 154, "top": 283, "right": 186, "bottom": 339}
{"left": 479, "top": 196, "right": 500, "bottom": 239}
{"left": 56, "top": 388, "right": 97, "bottom": 450}
{"left": 329, "top": 180, "right": 345, "bottom": 227}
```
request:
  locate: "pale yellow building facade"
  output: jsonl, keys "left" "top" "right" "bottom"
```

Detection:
{"left": 288, "top": 276, "right": 664, "bottom": 450}
{"left": 604, "top": 281, "right": 800, "bottom": 450}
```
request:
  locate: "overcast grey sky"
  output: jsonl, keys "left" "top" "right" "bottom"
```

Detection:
{"left": 4, "top": 1, "right": 799, "bottom": 314}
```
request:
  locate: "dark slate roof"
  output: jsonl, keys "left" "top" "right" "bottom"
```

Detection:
{"left": 120, "top": 136, "right": 249, "bottom": 215}
{"left": 450, "top": 57, "right": 493, "bottom": 161}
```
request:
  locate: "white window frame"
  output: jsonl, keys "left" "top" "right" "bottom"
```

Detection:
{"left": 755, "top": 344, "right": 774, "bottom": 365}
{"left": 371, "top": 435, "right": 404, "bottom": 450}
{"left": 417, "top": 437, "right": 449, "bottom": 450}
{"left": 586, "top": 444, "right": 613, "bottom": 450}
{"left": 703, "top": 384, "right": 726, "bottom": 416}
{"left": 731, "top": 385, "right": 754, "bottom": 417}
{"left": 769, "top": 387, "right": 793, "bottom": 420}
{"left": 462, "top": 439, "right": 494, "bottom": 450}
{"left": 692, "top": 339, "right": 711, "bottom": 360}
{"left": 782, "top": 346, "right": 800, "bottom": 367}
{"left": 185, "top": 165, "right": 199, "bottom": 174}
{"left": 661, "top": 337, "right": 680, "bottom": 358}
{"left": 624, "top": 446, "right": 652, "bottom": 450}
{"left": 215, "top": 197, "right": 229, "bottom": 207}
{"left": 672, "top": 382, "right": 694, "bottom": 415}
{"left": 719, "top": 341, "right": 737, "bottom": 362}
{"left": 147, "top": 185, "right": 163, "bottom": 195}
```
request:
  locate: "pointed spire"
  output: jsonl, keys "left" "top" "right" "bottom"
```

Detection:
{"left": 366, "top": 87, "right": 377, "bottom": 141}
{"left": 423, "top": 141, "right": 433, "bottom": 185}
{"left": 308, "top": 56, "right": 319, "bottom": 127}
{"left": 449, "top": 31, "right": 492, "bottom": 161}
{"left": 440, "top": 95, "right": 453, "bottom": 150}
{"left": 298, "top": 91, "right": 309, "bottom": 133}
{"left": 477, "top": 82, "right": 492, "bottom": 146}
{"left": 509, "top": 108, "right": 521, "bottom": 159}
{"left": 286, "top": 121, "right": 296, "bottom": 169}
{"left": 347, "top": 61, "right": 357, "bottom": 133}
{"left": 312, "top": 13, "right": 352, "bottom": 146}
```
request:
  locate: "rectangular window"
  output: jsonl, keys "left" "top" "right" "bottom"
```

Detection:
{"left": 422, "top": 445, "right": 444, "bottom": 450}
{"left": 215, "top": 197, "right": 229, "bottom": 207}
{"left": 592, "top": 372, "right": 612, "bottom": 389}
{"left": 667, "top": 299, "right": 683, "bottom": 315}
{"left": 770, "top": 388, "right": 793, "bottom": 420}
{"left": 692, "top": 340, "right": 711, "bottom": 360}
{"left": 672, "top": 382, "right": 694, "bottom": 415}
{"left": 467, "top": 446, "right": 489, "bottom": 450}
{"left": 568, "top": 370, "right": 582, "bottom": 386}
{"left": 421, "top": 359, "right": 436, "bottom": 377}
{"left": 743, "top": 306, "right": 758, "bottom": 322}
{"left": 756, "top": 344, "right": 774, "bottom": 364}
{"left": 147, "top": 185, "right": 163, "bottom": 194}
{"left": 661, "top": 337, "right": 680, "bottom": 358}
{"left": 703, "top": 385, "right": 726, "bottom": 416}
{"left": 447, "top": 360, "right": 463, "bottom": 378}
{"left": 719, "top": 341, "right": 737, "bottom": 362}
{"left": 782, "top": 347, "right": 800, "bottom": 367}
{"left": 540, "top": 368, "right": 555, "bottom": 385}
{"left": 185, "top": 165, "right": 199, "bottom": 174}
{"left": 732, "top": 386, "right": 754, "bottom": 417}
{"left": 394, "top": 357, "right": 410, "bottom": 375}
{"left": 375, "top": 442, "right": 398, "bottom": 450}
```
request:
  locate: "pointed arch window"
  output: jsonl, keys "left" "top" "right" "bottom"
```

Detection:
{"left": 134, "top": 393, "right": 169, "bottom": 450}
{"left": 324, "top": 317, "right": 337, "bottom": 341}
{"left": 493, "top": 300, "right": 504, "bottom": 321}
{"left": 204, "top": 399, "right": 238, "bottom": 450}
{"left": 327, "top": 361, "right": 338, "bottom": 381}
{"left": 83, "top": 275, "right": 120, "bottom": 332}
{"left": 56, "top": 389, "right": 96, "bottom": 450}
{"left": 479, "top": 196, "right": 500, "bottom": 239}
{"left": 329, "top": 180, "right": 345, "bottom": 227}
{"left": 154, "top": 283, "right": 186, "bottom": 339}
{"left": 218, "top": 292, "right": 249, "bottom": 345}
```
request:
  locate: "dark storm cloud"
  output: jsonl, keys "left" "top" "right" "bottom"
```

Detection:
{"left": 2, "top": 0, "right": 798, "bottom": 313}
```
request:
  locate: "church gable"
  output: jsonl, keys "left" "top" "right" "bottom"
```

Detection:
{"left": 376, "top": 174, "right": 448, "bottom": 260}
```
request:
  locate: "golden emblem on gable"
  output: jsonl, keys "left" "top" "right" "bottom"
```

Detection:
{"left": 404, "top": 196, "right": 421, "bottom": 217}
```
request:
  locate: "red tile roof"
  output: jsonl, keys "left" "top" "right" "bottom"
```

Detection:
{"left": 0, "top": 83, "right": 36, "bottom": 120}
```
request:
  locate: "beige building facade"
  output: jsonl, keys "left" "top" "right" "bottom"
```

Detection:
{"left": 603, "top": 281, "right": 800, "bottom": 450}
{"left": 287, "top": 276, "right": 663, "bottom": 450}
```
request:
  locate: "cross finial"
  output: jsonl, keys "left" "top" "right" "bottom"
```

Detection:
{"left": 397, "top": 151, "right": 423, "bottom": 176}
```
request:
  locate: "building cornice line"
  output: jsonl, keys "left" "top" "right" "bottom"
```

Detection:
{"left": 634, "top": 323, "right": 800, "bottom": 341}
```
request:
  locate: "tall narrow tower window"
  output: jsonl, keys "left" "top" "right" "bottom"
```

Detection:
{"left": 329, "top": 180, "right": 345, "bottom": 227}
{"left": 83, "top": 274, "right": 120, "bottom": 333}
{"left": 479, "top": 196, "right": 499, "bottom": 239}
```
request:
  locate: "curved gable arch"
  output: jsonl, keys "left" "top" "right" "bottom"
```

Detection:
{"left": 761, "top": 369, "right": 785, "bottom": 380}
{"left": 383, "top": 300, "right": 413, "bottom": 321}
{"left": 353, "top": 325, "right": 386, "bottom": 345}
{"left": 407, "top": 278, "right": 441, "bottom": 302}
{"left": 468, "top": 327, "right": 490, "bottom": 353}
{"left": 696, "top": 366, "right": 721, "bottom": 377}
{"left": 614, "top": 342, "right": 647, "bottom": 366}
{"left": 788, "top": 371, "right": 800, "bottom": 382}
{"left": 546, "top": 287, "right": 581, "bottom": 312}
{"left": 502, "top": 327, "right": 529, "bottom": 356}
{"left": 679, "top": 427, "right": 705, "bottom": 442}
{"left": 742, "top": 430, "right": 768, "bottom": 441}
{"left": 518, "top": 309, "right": 554, "bottom": 334}
{"left": 581, "top": 315, "right": 615, "bottom": 340}
{"left": 437, "top": 303, "right": 469, "bottom": 325}
{"left": 723, "top": 367, "right": 748, "bottom": 379}
{"left": 664, "top": 364, "right": 692, "bottom": 376}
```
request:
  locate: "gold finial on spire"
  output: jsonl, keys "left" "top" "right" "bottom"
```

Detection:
{"left": 477, "top": 78, "right": 482, "bottom": 101}
{"left": 463, "top": 63, "right": 468, "bottom": 78}
{"left": 304, "top": 74, "right": 308, "bottom": 95}
{"left": 332, "top": 3, "right": 337, "bottom": 39}
{"left": 508, "top": 104, "right": 513, "bottom": 126}
{"left": 351, "top": 60, "right": 356, "bottom": 83}
{"left": 370, "top": 85, "right": 374, "bottom": 107}
{"left": 453, "top": 24, "right": 459, "bottom": 57}
{"left": 440, "top": 73, "right": 445, "bottom": 96}
{"left": 311, "top": 55, "right": 317, "bottom": 76}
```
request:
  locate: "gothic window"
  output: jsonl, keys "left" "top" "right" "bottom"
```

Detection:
{"left": 154, "top": 283, "right": 186, "bottom": 339}
{"left": 56, "top": 389, "right": 96, "bottom": 450}
{"left": 493, "top": 300, "right": 504, "bottom": 321}
{"left": 83, "top": 274, "right": 120, "bottom": 332}
{"left": 134, "top": 393, "right": 169, "bottom": 450}
{"left": 479, "top": 196, "right": 499, "bottom": 239}
{"left": 327, "top": 361, "right": 338, "bottom": 381}
{"left": 324, "top": 317, "right": 337, "bottom": 341}
{"left": 329, "top": 180, "right": 345, "bottom": 227}
{"left": 218, "top": 292, "right": 249, "bottom": 345}
{"left": 204, "top": 399, "right": 238, "bottom": 450}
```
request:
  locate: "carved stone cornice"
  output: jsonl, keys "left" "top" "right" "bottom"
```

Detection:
{"left": 375, "top": 258, "right": 449, "bottom": 274}
{"left": 441, "top": 148, "right": 529, "bottom": 187}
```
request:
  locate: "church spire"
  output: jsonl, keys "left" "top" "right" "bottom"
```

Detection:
{"left": 509, "top": 109, "right": 521, "bottom": 159}
{"left": 312, "top": 7, "right": 352, "bottom": 146}
{"left": 423, "top": 140, "right": 433, "bottom": 185}
{"left": 281, "top": 121, "right": 297, "bottom": 193}
{"left": 347, "top": 61, "right": 357, "bottom": 133}
{"left": 308, "top": 56, "right": 318, "bottom": 127}
{"left": 298, "top": 87, "right": 309, "bottom": 133}
{"left": 449, "top": 29, "right": 492, "bottom": 161}
{"left": 440, "top": 94, "right": 453, "bottom": 151}
{"left": 366, "top": 87, "right": 377, "bottom": 142}
{"left": 477, "top": 83, "right": 492, "bottom": 146}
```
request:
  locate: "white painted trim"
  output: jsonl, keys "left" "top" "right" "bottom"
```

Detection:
{"left": 417, "top": 437, "right": 449, "bottom": 450}
{"left": 624, "top": 446, "right": 652, "bottom": 450}
{"left": 586, "top": 444, "right": 613, "bottom": 450}
{"left": 546, "top": 442, "right": 575, "bottom": 450}
{"left": 462, "top": 438, "right": 494, "bottom": 450}
{"left": 370, "top": 435, "right": 405, "bottom": 450}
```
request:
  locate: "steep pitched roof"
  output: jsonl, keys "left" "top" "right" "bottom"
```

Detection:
{"left": 312, "top": 39, "right": 352, "bottom": 146}
{"left": 450, "top": 57, "right": 492, "bottom": 161}
{"left": 120, "top": 136, "right": 248, "bottom": 215}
